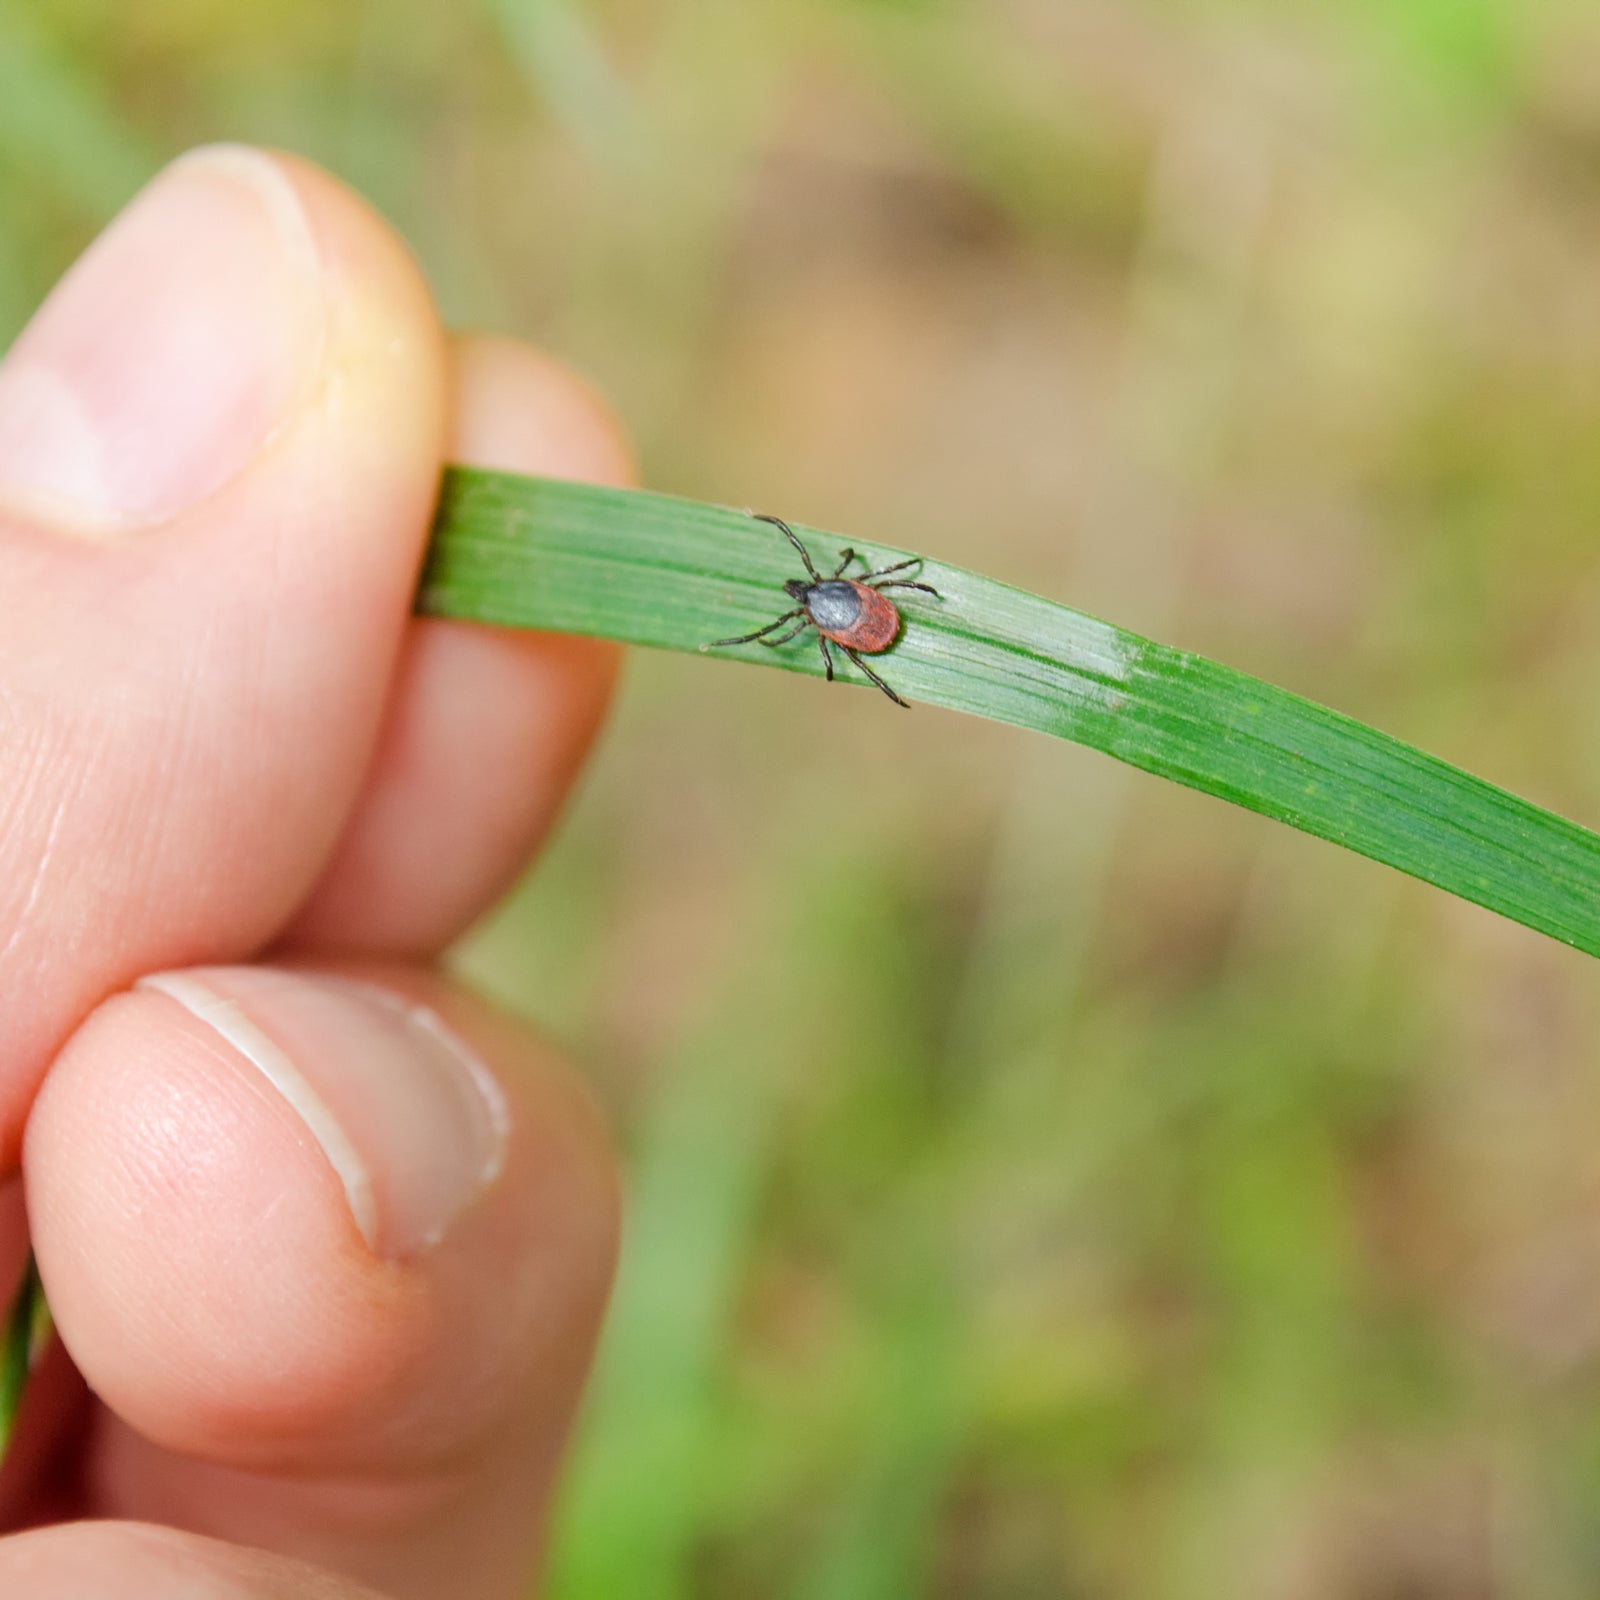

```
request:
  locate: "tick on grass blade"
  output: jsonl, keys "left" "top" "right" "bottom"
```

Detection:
{"left": 703, "top": 514, "right": 941, "bottom": 708}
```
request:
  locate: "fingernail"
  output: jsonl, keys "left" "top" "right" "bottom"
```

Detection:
{"left": 139, "top": 967, "right": 509, "bottom": 1259}
{"left": 0, "top": 144, "right": 325, "bottom": 534}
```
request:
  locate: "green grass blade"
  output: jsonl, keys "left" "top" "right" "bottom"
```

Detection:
{"left": 423, "top": 467, "right": 1600, "bottom": 959}
{"left": 0, "top": 1254, "right": 43, "bottom": 1460}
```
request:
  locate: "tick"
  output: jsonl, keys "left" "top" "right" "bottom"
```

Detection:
{"left": 704, "top": 514, "right": 941, "bottom": 708}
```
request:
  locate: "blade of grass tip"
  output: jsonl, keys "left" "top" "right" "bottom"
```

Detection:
{"left": 420, "top": 468, "right": 1600, "bottom": 960}
{"left": 0, "top": 1254, "right": 44, "bottom": 1461}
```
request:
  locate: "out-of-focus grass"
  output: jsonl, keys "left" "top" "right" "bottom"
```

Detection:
{"left": 10, "top": 1, "right": 1600, "bottom": 1594}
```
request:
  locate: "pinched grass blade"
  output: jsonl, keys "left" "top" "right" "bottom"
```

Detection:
{"left": 422, "top": 467, "right": 1600, "bottom": 960}
{"left": 0, "top": 1256, "right": 44, "bottom": 1460}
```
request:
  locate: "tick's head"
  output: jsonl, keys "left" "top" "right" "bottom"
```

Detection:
{"left": 783, "top": 578, "right": 813, "bottom": 603}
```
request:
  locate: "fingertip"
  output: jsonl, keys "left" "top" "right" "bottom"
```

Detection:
{"left": 25, "top": 984, "right": 386, "bottom": 1459}
{"left": 264, "top": 150, "right": 451, "bottom": 529}
{"left": 448, "top": 335, "right": 636, "bottom": 488}
{"left": 282, "top": 610, "right": 619, "bottom": 956}
{"left": 23, "top": 966, "right": 620, "bottom": 1476}
{"left": 284, "top": 335, "right": 634, "bottom": 953}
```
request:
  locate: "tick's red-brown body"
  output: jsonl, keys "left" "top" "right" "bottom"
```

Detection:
{"left": 704, "top": 515, "right": 942, "bottom": 708}
{"left": 837, "top": 584, "right": 901, "bottom": 651}
{"left": 802, "top": 578, "right": 902, "bottom": 653}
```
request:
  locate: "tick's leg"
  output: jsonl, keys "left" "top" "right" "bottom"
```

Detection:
{"left": 758, "top": 618, "right": 812, "bottom": 648}
{"left": 860, "top": 556, "right": 923, "bottom": 581}
{"left": 753, "top": 513, "right": 821, "bottom": 581}
{"left": 705, "top": 607, "right": 804, "bottom": 648}
{"left": 870, "top": 580, "right": 942, "bottom": 598}
{"left": 818, "top": 635, "right": 836, "bottom": 681}
{"left": 844, "top": 646, "right": 910, "bottom": 708}
{"left": 830, "top": 548, "right": 864, "bottom": 578}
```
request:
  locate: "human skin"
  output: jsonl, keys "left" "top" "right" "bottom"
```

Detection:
{"left": 0, "top": 145, "right": 631, "bottom": 1598}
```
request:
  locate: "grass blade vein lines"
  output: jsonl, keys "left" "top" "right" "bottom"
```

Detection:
{"left": 421, "top": 467, "right": 1600, "bottom": 958}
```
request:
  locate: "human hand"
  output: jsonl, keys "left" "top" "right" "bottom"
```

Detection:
{"left": 0, "top": 145, "right": 629, "bottom": 1598}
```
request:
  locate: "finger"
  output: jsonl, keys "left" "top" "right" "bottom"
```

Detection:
{"left": 24, "top": 963, "right": 619, "bottom": 1600}
{"left": 0, "top": 145, "right": 449, "bottom": 1163}
{"left": 283, "top": 337, "right": 633, "bottom": 955}
{"left": 0, "top": 1522, "right": 385, "bottom": 1599}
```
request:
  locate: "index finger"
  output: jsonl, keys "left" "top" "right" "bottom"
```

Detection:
{"left": 279, "top": 335, "right": 635, "bottom": 956}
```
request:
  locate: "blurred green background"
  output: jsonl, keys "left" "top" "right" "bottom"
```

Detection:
{"left": 9, "top": 0, "right": 1600, "bottom": 1593}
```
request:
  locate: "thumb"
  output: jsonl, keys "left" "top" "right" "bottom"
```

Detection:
{"left": 0, "top": 145, "right": 448, "bottom": 1161}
